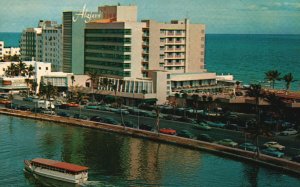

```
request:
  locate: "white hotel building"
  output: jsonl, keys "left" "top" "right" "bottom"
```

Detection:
{"left": 20, "top": 20, "right": 63, "bottom": 72}
{"left": 80, "top": 5, "right": 219, "bottom": 104}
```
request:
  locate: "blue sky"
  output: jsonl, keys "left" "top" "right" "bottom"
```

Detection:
{"left": 0, "top": 0, "right": 300, "bottom": 34}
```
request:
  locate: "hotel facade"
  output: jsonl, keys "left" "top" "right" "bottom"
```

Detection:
{"left": 80, "top": 5, "right": 217, "bottom": 104}
{"left": 20, "top": 20, "right": 62, "bottom": 72}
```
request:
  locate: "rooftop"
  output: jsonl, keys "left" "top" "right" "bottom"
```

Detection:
{"left": 32, "top": 158, "right": 88, "bottom": 173}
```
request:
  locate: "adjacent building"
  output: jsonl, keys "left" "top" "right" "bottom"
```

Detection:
{"left": 20, "top": 20, "right": 62, "bottom": 72}
{"left": 62, "top": 10, "right": 100, "bottom": 74}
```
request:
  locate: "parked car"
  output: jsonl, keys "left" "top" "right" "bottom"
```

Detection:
{"left": 63, "top": 102, "right": 79, "bottom": 107}
{"left": 193, "top": 122, "right": 211, "bottom": 130}
{"left": 123, "top": 121, "right": 135, "bottom": 128}
{"left": 239, "top": 142, "right": 257, "bottom": 152}
{"left": 41, "top": 110, "right": 56, "bottom": 115}
{"left": 57, "top": 111, "right": 71, "bottom": 117}
{"left": 280, "top": 129, "right": 298, "bottom": 136}
{"left": 197, "top": 134, "right": 214, "bottom": 142}
{"left": 176, "top": 117, "right": 197, "bottom": 124}
{"left": 101, "top": 117, "right": 121, "bottom": 125}
{"left": 31, "top": 107, "right": 44, "bottom": 113}
{"left": 73, "top": 114, "right": 88, "bottom": 120}
{"left": 263, "top": 141, "right": 285, "bottom": 151}
{"left": 261, "top": 148, "right": 284, "bottom": 158}
{"left": 0, "top": 99, "right": 11, "bottom": 105}
{"left": 5, "top": 103, "right": 19, "bottom": 109}
{"left": 217, "top": 139, "right": 238, "bottom": 147}
{"left": 18, "top": 105, "right": 31, "bottom": 111}
{"left": 205, "top": 121, "right": 226, "bottom": 128}
{"left": 23, "top": 97, "right": 33, "bottom": 102}
{"left": 85, "top": 105, "right": 99, "bottom": 110}
{"left": 114, "top": 109, "right": 130, "bottom": 115}
{"left": 291, "top": 155, "right": 300, "bottom": 163}
{"left": 139, "top": 124, "right": 153, "bottom": 131}
{"left": 177, "top": 130, "right": 196, "bottom": 139}
{"left": 90, "top": 116, "right": 103, "bottom": 122}
{"left": 159, "top": 128, "right": 177, "bottom": 135}
{"left": 225, "top": 124, "right": 239, "bottom": 131}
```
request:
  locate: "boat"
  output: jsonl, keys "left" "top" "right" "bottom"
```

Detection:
{"left": 24, "top": 158, "right": 88, "bottom": 184}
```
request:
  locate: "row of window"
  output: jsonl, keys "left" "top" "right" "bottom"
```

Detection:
{"left": 85, "top": 52, "right": 131, "bottom": 60}
{"left": 85, "top": 67, "right": 131, "bottom": 77}
{"left": 85, "top": 60, "right": 131, "bottom": 69}
{"left": 85, "top": 37, "right": 131, "bottom": 44}
{"left": 85, "top": 45, "right": 131, "bottom": 52}
{"left": 86, "top": 29, "right": 132, "bottom": 35}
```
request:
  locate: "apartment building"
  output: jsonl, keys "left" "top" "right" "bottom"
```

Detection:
{"left": 20, "top": 20, "right": 62, "bottom": 72}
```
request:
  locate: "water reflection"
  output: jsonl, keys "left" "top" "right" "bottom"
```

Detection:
{"left": 0, "top": 115, "right": 299, "bottom": 186}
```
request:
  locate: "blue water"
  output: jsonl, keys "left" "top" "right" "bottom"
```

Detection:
{"left": 206, "top": 34, "right": 300, "bottom": 90}
{"left": 0, "top": 32, "right": 21, "bottom": 47}
{"left": 1, "top": 114, "right": 300, "bottom": 186}
{"left": 1, "top": 33, "right": 299, "bottom": 90}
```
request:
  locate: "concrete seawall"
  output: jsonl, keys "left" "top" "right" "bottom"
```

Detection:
{"left": 1, "top": 108, "right": 300, "bottom": 176}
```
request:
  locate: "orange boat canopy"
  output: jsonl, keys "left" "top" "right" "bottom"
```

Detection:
{"left": 32, "top": 158, "right": 88, "bottom": 173}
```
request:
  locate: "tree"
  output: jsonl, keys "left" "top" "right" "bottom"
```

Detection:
{"left": 5, "top": 63, "right": 17, "bottom": 77}
{"left": 191, "top": 94, "right": 199, "bottom": 118}
{"left": 17, "top": 61, "right": 27, "bottom": 76}
{"left": 87, "top": 71, "right": 99, "bottom": 102}
{"left": 181, "top": 93, "right": 188, "bottom": 118}
{"left": 70, "top": 75, "right": 75, "bottom": 100}
{"left": 27, "top": 64, "right": 35, "bottom": 78}
{"left": 154, "top": 105, "right": 161, "bottom": 135}
{"left": 265, "top": 70, "right": 281, "bottom": 89}
{"left": 39, "top": 82, "right": 57, "bottom": 101}
{"left": 39, "top": 82, "right": 57, "bottom": 110}
{"left": 246, "top": 84, "right": 264, "bottom": 157}
{"left": 282, "top": 73, "right": 296, "bottom": 92}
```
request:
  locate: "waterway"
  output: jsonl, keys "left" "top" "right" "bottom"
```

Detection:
{"left": 0, "top": 114, "right": 299, "bottom": 186}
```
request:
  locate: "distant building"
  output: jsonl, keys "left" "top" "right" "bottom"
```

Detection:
{"left": 3, "top": 47, "right": 20, "bottom": 57}
{"left": 0, "top": 61, "right": 71, "bottom": 93}
{"left": 0, "top": 41, "right": 4, "bottom": 59}
{"left": 20, "top": 20, "right": 62, "bottom": 72}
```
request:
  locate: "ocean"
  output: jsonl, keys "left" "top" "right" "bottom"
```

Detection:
{"left": 1, "top": 32, "right": 299, "bottom": 90}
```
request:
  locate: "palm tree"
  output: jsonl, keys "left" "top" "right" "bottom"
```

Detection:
{"left": 265, "top": 70, "right": 281, "bottom": 89}
{"left": 282, "top": 73, "right": 296, "bottom": 92}
{"left": 5, "top": 63, "right": 17, "bottom": 77}
{"left": 87, "top": 71, "right": 99, "bottom": 102}
{"left": 27, "top": 64, "right": 35, "bottom": 78}
{"left": 32, "top": 81, "right": 38, "bottom": 94}
{"left": 154, "top": 105, "right": 161, "bottom": 135}
{"left": 70, "top": 75, "right": 75, "bottom": 100}
{"left": 191, "top": 94, "right": 199, "bottom": 119}
{"left": 182, "top": 93, "right": 188, "bottom": 118}
{"left": 17, "top": 61, "right": 27, "bottom": 76}
{"left": 246, "top": 84, "right": 264, "bottom": 158}
{"left": 39, "top": 82, "right": 57, "bottom": 110}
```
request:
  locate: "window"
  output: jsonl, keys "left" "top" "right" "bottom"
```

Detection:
{"left": 46, "top": 67, "right": 48, "bottom": 70}
{"left": 86, "top": 82, "right": 90, "bottom": 87}
{"left": 39, "top": 67, "right": 41, "bottom": 70}
{"left": 167, "top": 74, "right": 171, "bottom": 79}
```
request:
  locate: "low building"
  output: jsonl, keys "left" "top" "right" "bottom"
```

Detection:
{"left": 0, "top": 41, "right": 4, "bottom": 59}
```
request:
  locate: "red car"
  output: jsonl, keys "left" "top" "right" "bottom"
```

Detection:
{"left": 62, "top": 102, "right": 79, "bottom": 107}
{"left": 159, "top": 128, "right": 177, "bottom": 135}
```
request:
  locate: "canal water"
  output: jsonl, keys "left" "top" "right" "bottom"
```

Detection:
{"left": 0, "top": 114, "right": 299, "bottom": 187}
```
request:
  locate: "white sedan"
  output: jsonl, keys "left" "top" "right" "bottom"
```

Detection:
{"left": 280, "top": 129, "right": 298, "bottom": 136}
{"left": 263, "top": 141, "right": 285, "bottom": 151}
